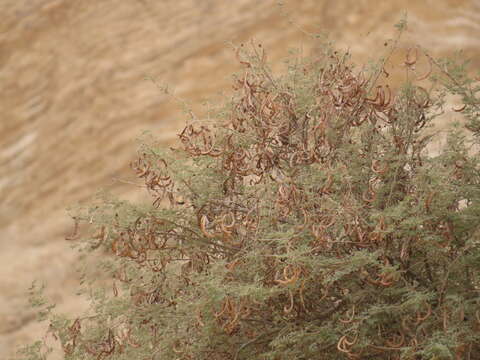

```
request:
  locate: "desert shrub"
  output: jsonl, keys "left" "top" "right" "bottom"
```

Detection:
{"left": 18, "top": 26, "right": 480, "bottom": 360}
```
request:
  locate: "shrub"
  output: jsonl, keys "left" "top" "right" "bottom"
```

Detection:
{"left": 18, "top": 25, "right": 480, "bottom": 360}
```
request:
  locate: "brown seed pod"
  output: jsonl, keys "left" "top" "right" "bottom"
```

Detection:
{"left": 405, "top": 47, "right": 418, "bottom": 66}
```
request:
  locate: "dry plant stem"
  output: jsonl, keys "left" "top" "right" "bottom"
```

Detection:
{"left": 366, "top": 23, "right": 404, "bottom": 94}
{"left": 424, "top": 52, "right": 480, "bottom": 112}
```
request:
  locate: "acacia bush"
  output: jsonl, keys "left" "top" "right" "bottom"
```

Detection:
{"left": 18, "top": 26, "right": 480, "bottom": 360}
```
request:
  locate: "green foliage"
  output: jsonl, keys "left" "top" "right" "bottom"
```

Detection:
{"left": 17, "top": 28, "right": 480, "bottom": 360}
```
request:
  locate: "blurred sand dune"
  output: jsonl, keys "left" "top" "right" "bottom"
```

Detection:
{"left": 1, "top": 0, "right": 479, "bottom": 357}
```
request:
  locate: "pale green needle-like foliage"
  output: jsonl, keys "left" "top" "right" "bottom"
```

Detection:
{"left": 17, "top": 24, "right": 480, "bottom": 360}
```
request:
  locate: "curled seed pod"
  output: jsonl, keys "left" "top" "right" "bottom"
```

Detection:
{"left": 337, "top": 334, "right": 358, "bottom": 355}
{"left": 339, "top": 305, "right": 356, "bottom": 324}
{"left": 416, "top": 302, "right": 432, "bottom": 324}
{"left": 220, "top": 212, "right": 236, "bottom": 234}
{"left": 453, "top": 103, "right": 467, "bottom": 112}
{"left": 283, "top": 289, "right": 294, "bottom": 314}
{"left": 385, "top": 332, "right": 404, "bottom": 348}
{"left": 113, "top": 280, "right": 118, "bottom": 297}
{"left": 416, "top": 57, "right": 432, "bottom": 81}
{"left": 405, "top": 47, "right": 418, "bottom": 66}
{"left": 274, "top": 265, "right": 301, "bottom": 286}
{"left": 200, "top": 215, "right": 216, "bottom": 239}
{"left": 321, "top": 174, "right": 334, "bottom": 193}
{"left": 66, "top": 217, "right": 80, "bottom": 241}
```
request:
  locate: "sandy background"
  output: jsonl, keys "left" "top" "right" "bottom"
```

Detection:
{"left": 1, "top": 0, "right": 480, "bottom": 357}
